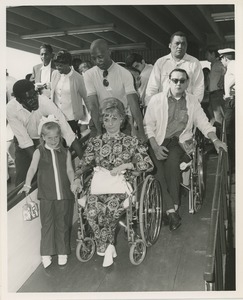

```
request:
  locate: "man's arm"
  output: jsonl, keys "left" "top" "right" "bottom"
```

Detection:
{"left": 84, "top": 94, "right": 102, "bottom": 136}
{"left": 127, "top": 93, "right": 147, "bottom": 142}
{"left": 144, "top": 61, "right": 161, "bottom": 106}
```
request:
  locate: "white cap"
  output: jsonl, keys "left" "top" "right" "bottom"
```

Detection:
{"left": 218, "top": 48, "right": 235, "bottom": 55}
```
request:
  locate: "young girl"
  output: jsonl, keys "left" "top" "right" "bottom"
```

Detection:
{"left": 19, "top": 115, "right": 81, "bottom": 268}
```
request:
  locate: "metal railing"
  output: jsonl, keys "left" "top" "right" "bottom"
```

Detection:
{"left": 204, "top": 120, "right": 231, "bottom": 290}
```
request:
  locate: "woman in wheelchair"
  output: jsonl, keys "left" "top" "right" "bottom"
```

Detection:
{"left": 74, "top": 98, "right": 153, "bottom": 267}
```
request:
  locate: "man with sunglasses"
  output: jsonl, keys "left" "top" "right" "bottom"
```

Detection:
{"left": 145, "top": 31, "right": 204, "bottom": 106}
{"left": 6, "top": 79, "right": 84, "bottom": 186}
{"left": 144, "top": 68, "right": 227, "bottom": 231}
{"left": 83, "top": 39, "right": 146, "bottom": 142}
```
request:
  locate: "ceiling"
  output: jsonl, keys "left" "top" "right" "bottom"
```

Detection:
{"left": 6, "top": 5, "right": 235, "bottom": 56}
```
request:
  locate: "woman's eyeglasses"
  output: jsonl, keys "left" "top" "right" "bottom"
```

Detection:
{"left": 103, "top": 70, "right": 109, "bottom": 87}
{"left": 170, "top": 78, "right": 187, "bottom": 84}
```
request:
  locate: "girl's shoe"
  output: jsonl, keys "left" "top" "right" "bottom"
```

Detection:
{"left": 42, "top": 256, "right": 52, "bottom": 268}
{"left": 58, "top": 255, "right": 67, "bottom": 266}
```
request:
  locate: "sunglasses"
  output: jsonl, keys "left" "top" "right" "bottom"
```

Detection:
{"left": 170, "top": 78, "right": 187, "bottom": 84}
{"left": 103, "top": 70, "right": 109, "bottom": 87}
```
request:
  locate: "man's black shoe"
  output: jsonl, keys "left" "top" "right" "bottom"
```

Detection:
{"left": 168, "top": 212, "right": 181, "bottom": 231}
{"left": 163, "top": 212, "right": 169, "bottom": 226}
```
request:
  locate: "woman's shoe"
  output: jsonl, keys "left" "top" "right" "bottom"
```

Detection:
{"left": 42, "top": 256, "right": 52, "bottom": 268}
{"left": 103, "top": 244, "right": 117, "bottom": 267}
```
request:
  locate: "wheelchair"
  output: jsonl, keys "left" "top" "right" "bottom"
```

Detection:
{"left": 74, "top": 170, "right": 163, "bottom": 265}
{"left": 180, "top": 128, "right": 205, "bottom": 214}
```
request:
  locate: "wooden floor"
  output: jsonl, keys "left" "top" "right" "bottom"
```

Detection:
{"left": 17, "top": 151, "right": 234, "bottom": 293}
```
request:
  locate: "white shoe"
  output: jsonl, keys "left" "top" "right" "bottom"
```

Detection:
{"left": 42, "top": 256, "right": 52, "bottom": 268}
{"left": 102, "top": 245, "right": 117, "bottom": 267}
{"left": 58, "top": 255, "right": 67, "bottom": 266}
{"left": 97, "top": 251, "right": 105, "bottom": 256}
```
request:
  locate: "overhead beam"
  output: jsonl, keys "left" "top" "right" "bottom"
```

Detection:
{"left": 102, "top": 6, "right": 167, "bottom": 47}
{"left": 164, "top": 5, "right": 206, "bottom": 45}
{"left": 20, "top": 24, "right": 115, "bottom": 39}
{"left": 7, "top": 11, "right": 49, "bottom": 31}
{"left": 7, "top": 6, "right": 57, "bottom": 28}
{"left": 7, "top": 41, "right": 40, "bottom": 55}
{"left": 133, "top": 5, "right": 172, "bottom": 36}
{"left": 7, "top": 32, "right": 42, "bottom": 50}
{"left": 197, "top": 5, "right": 225, "bottom": 43}
{"left": 70, "top": 6, "right": 141, "bottom": 43}
{"left": 70, "top": 42, "right": 147, "bottom": 55}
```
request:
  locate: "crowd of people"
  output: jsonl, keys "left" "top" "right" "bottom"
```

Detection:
{"left": 7, "top": 31, "right": 234, "bottom": 269}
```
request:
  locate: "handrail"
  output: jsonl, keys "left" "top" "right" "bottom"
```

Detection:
{"left": 7, "top": 129, "right": 90, "bottom": 211}
{"left": 204, "top": 119, "right": 230, "bottom": 290}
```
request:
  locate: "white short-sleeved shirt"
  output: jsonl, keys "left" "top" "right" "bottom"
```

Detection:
{"left": 83, "top": 61, "right": 136, "bottom": 115}
{"left": 6, "top": 94, "right": 75, "bottom": 149}
{"left": 224, "top": 60, "right": 235, "bottom": 97}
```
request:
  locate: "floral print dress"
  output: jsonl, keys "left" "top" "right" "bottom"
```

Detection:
{"left": 75, "top": 132, "right": 154, "bottom": 254}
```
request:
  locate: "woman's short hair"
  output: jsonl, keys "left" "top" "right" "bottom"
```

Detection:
{"left": 53, "top": 50, "right": 72, "bottom": 65}
{"left": 101, "top": 98, "right": 126, "bottom": 122}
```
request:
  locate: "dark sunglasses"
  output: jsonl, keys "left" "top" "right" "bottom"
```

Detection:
{"left": 170, "top": 78, "right": 187, "bottom": 84}
{"left": 103, "top": 70, "right": 109, "bottom": 87}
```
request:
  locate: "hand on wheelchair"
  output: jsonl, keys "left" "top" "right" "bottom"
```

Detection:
{"left": 153, "top": 145, "right": 169, "bottom": 160}
{"left": 213, "top": 139, "right": 228, "bottom": 154}
{"left": 71, "top": 178, "right": 83, "bottom": 195}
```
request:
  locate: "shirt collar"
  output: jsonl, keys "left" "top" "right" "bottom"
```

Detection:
{"left": 44, "top": 143, "right": 61, "bottom": 152}
{"left": 41, "top": 60, "right": 52, "bottom": 70}
{"left": 167, "top": 53, "right": 188, "bottom": 62}
{"left": 61, "top": 67, "right": 73, "bottom": 78}
{"left": 168, "top": 89, "right": 186, "bottom": 101}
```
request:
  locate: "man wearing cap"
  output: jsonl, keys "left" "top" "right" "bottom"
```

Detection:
{"left": 6, "top": 80, "right": 84, "bottom": 186}
{"left": 218, "top": 48, "right": 235, "bottom": 172}
{"left": 83, "top": 39, "right": 146, "bottom": 142}
{"left": 145, "top": 31, "right": 204, "bottom": 106}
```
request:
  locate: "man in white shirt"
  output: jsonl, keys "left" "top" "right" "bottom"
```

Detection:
{"left": 145, "top": 31, "right": 204, "bottom": 106}
{"left": 144, "top": 68, "right": 227, "bottom": 231}
{"left": 7, "top": 80, "right": 83, "bottom": 186}
{"left": 125, "top": 53, "right": 153, "bottom": 107}
{"left": 30, "top": 44, "right": 56, "bottom": 98}
{"left": 83, "top": 39, "right": 146, "bottom": 142}
{"left": 218, "top": 48, "right": 235, "bottom": 172}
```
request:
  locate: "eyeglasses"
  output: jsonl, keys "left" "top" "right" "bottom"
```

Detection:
{"left": 103, "top": 70, "right": 109, "bottom": 87}
{"left": 170, "top": 78, "right": 187, "bottom": 84}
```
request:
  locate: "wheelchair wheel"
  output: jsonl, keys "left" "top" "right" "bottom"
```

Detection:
{"left": 139, "top": 175, "right": 162, "bottom": 247}
{"left": 129, "top": 239, "right": 146, "bottom": 265}
{"left": 76, "top": 237, "right": 95, "bottom": 262}
{"left": 192, "top": 147, "right": 205, "bottom": 213}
